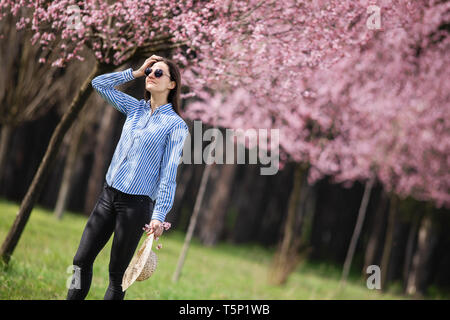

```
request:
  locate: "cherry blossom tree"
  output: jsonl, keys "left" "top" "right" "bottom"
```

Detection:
{"left": 183, "top": 1, "right": 428, "bottom": 169}
{"left": 300, "top": 0, "right": 449, "bottom": 285}
{"left": 177, "top": 0, "right": 429, "bottom": 284}
{"left": 307, "top": 0, "right": 449, "bottom": 207}
{"left": 0, "top": 0, "right": 234, "bottom": 263}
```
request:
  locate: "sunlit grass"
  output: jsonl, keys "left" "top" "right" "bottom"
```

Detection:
{"left": 0, "top": 198, "right": 429, "bottom": 300}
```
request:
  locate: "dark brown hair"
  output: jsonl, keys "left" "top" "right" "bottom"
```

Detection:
{"left": 144, "top": 58, "right": 182, "bottom": 118}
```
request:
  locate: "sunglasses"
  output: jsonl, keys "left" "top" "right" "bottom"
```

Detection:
{"left": 145, "top": 67, "right": 170, "bottom": 79}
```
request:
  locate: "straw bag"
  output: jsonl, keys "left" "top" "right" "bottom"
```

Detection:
{"left": 122, "top": 233, "right": 157, "bottom": 291}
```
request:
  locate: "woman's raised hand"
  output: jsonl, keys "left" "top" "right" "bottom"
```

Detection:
{"left": 133, "top": 55, "right": 164, "bottom": 78}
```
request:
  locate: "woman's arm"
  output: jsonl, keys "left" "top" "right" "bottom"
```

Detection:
{"left": 151, "top": 123, "right": 190, "bottom": 222}
{"left": 91, "top": 55, "right": 163, "bottom": 116}
{"left": 91, "top": 68, "right": 141, "bottom": 116}
{"left": 132, "top": 70, "right": 144, "bottom": 78}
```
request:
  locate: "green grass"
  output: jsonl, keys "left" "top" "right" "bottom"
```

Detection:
{"left": 0, "top": 198, "right": 429, "bottom": 300}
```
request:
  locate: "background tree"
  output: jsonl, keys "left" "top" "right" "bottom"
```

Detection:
{"left": 179, "top": 0, "right": 430, "bottom": 285}
{"left": 0, "top": 0, "right": 207, "bottom": 264}
{"left": 303, "top": 0, "right": 449, "bottom": 292}
{"left": 0, "top": 11, "right": 68, "bottom": 183}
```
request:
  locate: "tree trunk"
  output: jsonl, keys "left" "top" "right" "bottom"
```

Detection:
{"left": 296, "top": 176, "right": 317, "bottom": 251}
{"left": 340, "top": 175, "right": 375, "bottom": 285}
{"left": 172, "top": 161, "right": 215, "bottom": 282}
{"left": 0, "top": 61, "right": 108, "bottom": 264}
{"left": 0, "top": 124, "right": 13, "bottom": 186}
{"left": 172, "top": 131, "right": 218, "bottom": 282}
{"left": 380, "top": 193, "right": 399, "bottom": 291}
{"left": 363, "top": 188, "right": 389, "bottom": 275}
{"left": 231, "top": 163, "right": 267, "bottom": 243}
{"left": 166, "top": 163, "right": 194, "bottom": 226}
{"left": 268, "top": 162, "right": 307, "bottom": 285}
{"left": 402, "top": 211, "right": 421, "bottom": 290}
{"left": 198, "top": 163, "right": 237, "bottom": 246}
{"left": 54, "top": 112, "right": 87, "bottom": 219}
{"left": 405, "top": 203, "right": 438, "bottom": 297}
{"left": 83, "top": 104, "right": 117, "bottom": 216}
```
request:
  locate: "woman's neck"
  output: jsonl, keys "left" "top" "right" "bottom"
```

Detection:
{"left": 150, "top": 94, "right": 169, "bottom": 113}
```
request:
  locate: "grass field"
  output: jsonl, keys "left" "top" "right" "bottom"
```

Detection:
{"left": 0, "top": 198, "right": 442, "bottom": 300}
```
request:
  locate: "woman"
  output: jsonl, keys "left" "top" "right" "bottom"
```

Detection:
{"left": 66, "top": 55, "right": 189, "bottom": 300}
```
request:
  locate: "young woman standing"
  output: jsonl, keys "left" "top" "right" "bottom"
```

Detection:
{"left": 66, "top": 55, "right": 189, "bottom": 300}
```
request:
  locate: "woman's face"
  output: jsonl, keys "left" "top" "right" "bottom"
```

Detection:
{"left": 145, "top": 61, "right": 175, "bottom": 94}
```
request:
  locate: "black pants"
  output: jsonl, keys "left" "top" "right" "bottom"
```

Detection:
{"left": 66, "top": 181, "right": 155, "bottom": 300}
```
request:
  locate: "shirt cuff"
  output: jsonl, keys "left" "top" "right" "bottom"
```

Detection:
{"left": 123, "top": 67, "right": 135, "bottom": 82}
{"left": 151, "top": 211, "right": 165, "bottom": 223}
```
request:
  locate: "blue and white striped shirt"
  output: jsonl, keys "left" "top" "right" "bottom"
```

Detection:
{"left": 91, "top": 67, "right": 189, "bottom": 222}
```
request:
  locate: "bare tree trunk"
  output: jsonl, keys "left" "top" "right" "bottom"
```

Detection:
{"left": 198, "top": 163, "right": 237, "bottom": 246}
{"left": 172, "top": 161, "right": 215, "bottom": 282}
{"left": 380, "top": 193, "right": 399, "bottom": 291}
{"left": 167, "top": 163, "right": 194, "bottom": 227}
{"left": 405, "top": 203, "right": 438, "bottom": 297}
{"left": 268, "top": 162, "right": 307, "bottom": 285}
{"left": 54, "top": 111, "right": 87, "bottom": 219}
{"left": 340, "top": 175, "right": 375, "bottom": 285}
{"left": 363, "top": 188, "right": 389, "bottom": 274}
{"left": 0, "top": 124, "right": 13, "bottom": 185}
{"left": 230, "top": 163, "right": 265, "bottom": 243}
{"left": 296, "top": 177, "right": 317, "bottom": 250}
{"left": 402, "top": 211, "right": 421, "bottom": 290}
{"left": 0, "top": 62, "right": 108, "bottom": 264}
{"left": 83, "top": 104, "right": 117, "bottom": 216}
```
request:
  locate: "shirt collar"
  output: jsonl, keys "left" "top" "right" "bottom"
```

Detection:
{"left": 147, "top": 101, "right": 174, "bottom": 114}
